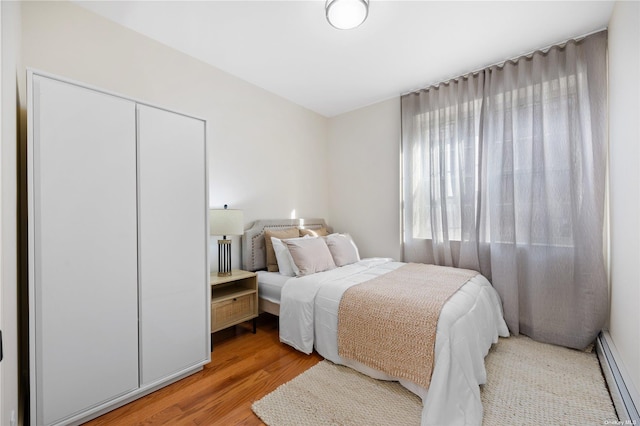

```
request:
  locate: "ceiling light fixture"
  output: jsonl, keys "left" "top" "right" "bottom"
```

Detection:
{"left": 326, "top": 0, "right": 369, "bottom": 30}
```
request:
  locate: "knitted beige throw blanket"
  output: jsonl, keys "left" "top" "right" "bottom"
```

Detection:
{"left": 337, "top": 263, "right": 478, "bottom": 389}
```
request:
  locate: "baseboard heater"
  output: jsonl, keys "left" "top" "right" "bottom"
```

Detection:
{"left": 596, "top": 331, "right": 640, "bottom": 423}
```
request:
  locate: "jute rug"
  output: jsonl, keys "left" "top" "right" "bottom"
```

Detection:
{"left": 252, "top": 335, "right": 618, "bottom": 425}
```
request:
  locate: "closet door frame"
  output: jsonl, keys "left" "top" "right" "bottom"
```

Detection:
{"left": 28, "top": 71, "right": 140, "bottom": 425}
{"left": 27, "top": 69, "right": 210, "bottom": 426}
{"left": 136, "top": 104, "right": 210, "bottom": 386}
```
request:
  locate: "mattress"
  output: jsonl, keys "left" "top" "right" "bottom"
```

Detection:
{"left": 256, "top": 270, "right": 289, "bottom": 304}
{"left": 279, "top": 258, "right": 509, "bottom": 426}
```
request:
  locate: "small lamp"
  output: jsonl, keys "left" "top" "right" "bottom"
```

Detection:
{"left": 210, "top": 205, "right": 244, "bottom": 277}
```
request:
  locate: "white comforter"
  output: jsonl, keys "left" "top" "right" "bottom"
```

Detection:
{"left": 279, "top": 258, "right": 509, "bottom": 426}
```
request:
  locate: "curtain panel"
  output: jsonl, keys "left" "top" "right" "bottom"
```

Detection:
{"left": 401, "top": 31, "right": 607, "bottom": 349}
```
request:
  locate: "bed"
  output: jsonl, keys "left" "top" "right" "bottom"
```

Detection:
{"left": 242, "top": 219, "right": 509, "bottom": 426}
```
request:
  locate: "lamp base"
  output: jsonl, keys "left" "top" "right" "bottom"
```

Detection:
{"left": 217, "top": 239, "right": 233, "bottom": 277}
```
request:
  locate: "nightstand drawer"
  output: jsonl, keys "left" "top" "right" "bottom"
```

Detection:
{"left": 212, "top": 293, "right": 256, "bottom": 331}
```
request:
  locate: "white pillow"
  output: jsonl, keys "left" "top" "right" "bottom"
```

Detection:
{"left": 284, "top": 237, "right": 336, "bottom": 276}
{"left": 325, "top": 233, "right": 360, "bottom": 267}
{"left": 271, "top": 237, "right": 300, "bottom": 277}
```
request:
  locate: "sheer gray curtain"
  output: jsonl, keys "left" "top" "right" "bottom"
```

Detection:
{"left": 401, "top": 31, "right": 607, "bottom": 349}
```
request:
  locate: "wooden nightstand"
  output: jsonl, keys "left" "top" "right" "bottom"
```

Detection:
{"left": 210, "top": 270, "right": 258, "bottom": 338}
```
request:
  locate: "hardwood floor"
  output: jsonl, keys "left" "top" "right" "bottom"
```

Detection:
{"left": 84, "top": 314, "right": 323, "bottom": 425}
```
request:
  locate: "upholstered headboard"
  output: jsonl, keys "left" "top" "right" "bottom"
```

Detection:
{"left": 242, "top": 218, "right": 331, "bottom": 272}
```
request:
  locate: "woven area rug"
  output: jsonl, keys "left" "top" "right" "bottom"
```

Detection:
{"left": 252, "top": 335, "right": 618, "bottom": 425}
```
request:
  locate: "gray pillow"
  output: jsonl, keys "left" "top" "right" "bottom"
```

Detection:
{"left": 325, "top": 233, "right": 360, "bottom": 267}
{"left": 284, "top": 237, "right": 336, "bottom": 276}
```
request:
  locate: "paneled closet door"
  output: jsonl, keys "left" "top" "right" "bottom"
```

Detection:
{"left": 30, "top": 75, "right": 139, "bottom": 425}
{"left": 137, "top": 104, "right": 208, "bottom": 385}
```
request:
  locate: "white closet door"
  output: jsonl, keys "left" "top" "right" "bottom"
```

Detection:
{"left": 30, "top": 76, "right": 139, "bottom": 425}
{"left": 137, "top": 104, "right": 208, "bottom": 385}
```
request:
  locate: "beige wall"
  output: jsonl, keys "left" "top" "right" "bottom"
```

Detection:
{"left": 327, "top": 98, "right": 402, "bottom": 260}
{"left": 20, "top": 1, "right": 330, "bottom": 272}
{"left": 608, "top": 0, "right": 640, "bottom": 403}
{"left": 1, "top": 1, "right": 22, "bottom": 424}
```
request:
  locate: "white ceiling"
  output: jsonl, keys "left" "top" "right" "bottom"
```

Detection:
{"left": 76, "top": 1, "right": 614, "bottom": 117}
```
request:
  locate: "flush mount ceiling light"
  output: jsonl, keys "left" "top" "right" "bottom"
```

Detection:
{"left": 326, "top": 0, "right": 369, "bottom": 30}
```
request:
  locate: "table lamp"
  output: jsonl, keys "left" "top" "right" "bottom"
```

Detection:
{"left": 210, "top": 204, "right": 244, "bottom": 277}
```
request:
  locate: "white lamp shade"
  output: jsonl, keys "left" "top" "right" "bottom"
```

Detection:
{"left": 210, "top": 209, "right": 244, "bottom": 236}
{"left": 326, "top": 0, "right": 369, "bottom": 30}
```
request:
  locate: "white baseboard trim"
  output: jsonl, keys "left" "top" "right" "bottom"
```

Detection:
{"left": 597, "top": 331, "right": 640, "bottom": 423}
